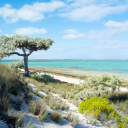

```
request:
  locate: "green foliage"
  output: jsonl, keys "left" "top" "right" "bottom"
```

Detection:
{"left": 54, "top": 97, "right": 69, "bottom": 110}
{"left": 78, "top": 97, "right": 128, "bottom": 127}
{"left": 110, "top": 75, "right": 123, "bottom": 92}
{"left": 66, "top": 111, "right": 79, "bottom": 127}
{"left": 15, "top": 111, "right": 26, "bottom": 127}
{"left": 0, "top": 35, "right": 16, "bottom": 55}
{"left": 29, "top": 100, "right": 43, "bottom": 115}
{"left": 79, "top": 97, "right": 115, "bottom": 117}
{"left": 28, "top": 72, "right": 128, "bottom": 127}
{"left": 0, "top": 35, "right": 54, "bottom": 56}
{"left": 34, "top": 74, "right": 60, "bottom": 83}
{"left": 7, "top": 60, "right": 24, "bottom": 68}
{"left": 51, "top": 111, "right": 62, "bottom": 123}
{"left": 48, "top": 93, "right": 54, "bottom": 109}
{"left": 39, "top": 107, "right": 47, "bottom": 121}
{"left": 0, "top": 63, "right": 29, "bottom": 95}
{"left": 0, "top": 95, "right": 11, "bottom": 113}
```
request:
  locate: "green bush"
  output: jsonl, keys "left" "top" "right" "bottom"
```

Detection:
{"left": 0, "top": 63, "right": 30, "bottom": 127}
{"left": 34, "top": 74, "right": 60, "bottom": 83}
{"left": 79, "top": 97, "right": 115, "bottom": 117}
{"left": 29, "top": 100, "right": 43, "bottom": 115}
{"left": 7, "top": 60, "right": 24, "bottom": 69}
{"left": 0, "top": 63, "right": 28, "bottom": 95}
{"left": 51, "top": 111, "right": 62, "bottom": 123}
{"left": 78, "top": 97, "right": 128, "bottom": 127}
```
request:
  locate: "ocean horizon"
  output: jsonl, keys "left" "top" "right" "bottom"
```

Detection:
{"left": 1, "top": 59, "right": 128, "bottom": 76}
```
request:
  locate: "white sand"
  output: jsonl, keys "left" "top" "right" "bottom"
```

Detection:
{"left": 39, "top": 72, "right": 84, "bottom": 85}
{"left": 21, "top": 69, "right": 128, "bottom": 91}
{"left": 28, "top": 83, "right": 104, "bottom": 128}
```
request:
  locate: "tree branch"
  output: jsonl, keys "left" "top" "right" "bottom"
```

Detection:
{"left": 22, "top": 47, "right": 26, "bottom": 55}
{"left": 27, "top": 50, "right": 33, "bottom": 56}
{"left": 9, "top": 52, "right": 24, "bottom": 56}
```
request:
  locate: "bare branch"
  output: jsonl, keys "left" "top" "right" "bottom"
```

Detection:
{"left": 9, "top": 52, "right": 24, "bottom": 56}
{"left": 22, "top": 47, "right": 26, "bottom": 55}
{"left": 27, "top": 50, "right": 33, "bottom": 56}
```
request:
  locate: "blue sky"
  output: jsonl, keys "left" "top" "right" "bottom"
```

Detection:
{"left": 0, "top": 0, "right": 128, "bottom": 60}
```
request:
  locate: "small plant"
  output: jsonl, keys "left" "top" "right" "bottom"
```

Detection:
{"left": 24, "top": 92, "right": 34, "bottom": 104}
{"left": 39, "top": 107, "right": 47, "bottom": 121}
{"left": 84, "top": 112, "right": 97, "bottom": 125}
{"left": 24, "top": 118, "right": 35, "bottom": 128}
{"left": 29, "top": 100, "right": 43, "bottom": 115}
{"left": 66, "top": 111, "right": 79, "bottom": 127}
{"left": 48, "top": 93, "right": 54, "bottom": 109}
{"left": 15, "top": 111, "right": 26, "bottom": 127}
{"left": 110, "top": 75, "right": 123, "bottom": 92}
{"left": 7, "top": 60, "right": 24, "bottom": 69}
{"left": 51, "top": 111, "right": 62, "bottom": 123}
{"left": 0, "top": 95, "right": 11, "bottom": 112}
{"left": 34, "top": 74, "right": 60, "bottom": 83}
{"left": 54, "top": 97, "right": 69, "bottom": 110}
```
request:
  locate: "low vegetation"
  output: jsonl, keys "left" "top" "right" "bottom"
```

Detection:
{"left": 27, "top": 71, "right": 128, "bottom": 127}
{"left": 7, "top": 60, "right": 24, "bottom": 69}
{"left": 79, "top": 97, "right": 128, "bottom": 127}
{"left": 50, "top": 110, "right": 62, "bottom": 123}
{"left": 65, "top": 111, "right": 79, "bottom": 127}
{"left": 0, "top": 63, "right": 31, "bottom": 127}
{"left": 1, "top": 63, "right": 128, "bottom": 127}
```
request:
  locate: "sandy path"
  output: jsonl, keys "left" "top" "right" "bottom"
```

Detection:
{"left": 29, "top": 83, "right": 104, "bottom": 128}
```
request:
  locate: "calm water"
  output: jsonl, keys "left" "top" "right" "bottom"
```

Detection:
{"left": 1, "top": 60, "right": 128, "bottom": 76}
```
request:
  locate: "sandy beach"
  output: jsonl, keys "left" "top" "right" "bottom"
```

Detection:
{"left": 22, "top": 68, "right": 128, "bottom": 92}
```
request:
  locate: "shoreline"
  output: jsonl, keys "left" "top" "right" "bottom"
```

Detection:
{"left": 27, "top": 67, "right": 128, "bottom": 92}
{"left": 29, "top": 66, "right": 128, "bottom": 78}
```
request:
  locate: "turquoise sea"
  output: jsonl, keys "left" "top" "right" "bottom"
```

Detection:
{"left": 1, "top": 60, "right": 128, "bottom": 76}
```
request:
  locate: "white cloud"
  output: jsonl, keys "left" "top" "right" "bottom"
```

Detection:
{"left": 0, "top": 29, "right": 2, "bottom": 33}
{"left": 86, "top": 20, "right": 128, "bottom": 39}
{"left": 59, "top": 0, "right": 128, "bottom": 22}
{"left": 63, "top": 29, "right": 85, "bottom": 39}
{"left": 0, "top": 1, "right": 65, "bottom": 23}
{"left": 104, "top": 20, "right": 128, "bottom": 34}
{"left": 14, "top": 27, "right": 46, "bottom": 35}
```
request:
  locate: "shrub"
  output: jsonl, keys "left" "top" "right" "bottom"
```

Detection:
{"left": 0, "top": 95, "right": 11, "bottom": 113}
{"left": 0, "top": 63, "right": 29, "bottom": 95}
{"left": 79, "top": 97, "right": 115, "bottom": 118}
{"left": 39, "top": 107, "right": 47, "bottom": 121}
{"left": 34, "top": 74, "right": 60, "bottom": 83}
{"left": 7, "top": 60, "right": 24, "bottom": 69}
{"left": 51, "top": 111, "right": 62, "bottom": 123}
{"left": 48, "top": 93, "right": 54, "bottom": 109}
{"left": 78, "top": 97, "right": 128, "bottom": 127}
{"left": 110, "top": 75, "right": 123, "bottom": 92}
{"left": 54, "top": 97, "right": 69, "bottom": 110}
{"left": 66, "top": 111, "right": 79, "bottom": 127}
{"left": 29, "top": 100, "right": 43, "bottom": 115}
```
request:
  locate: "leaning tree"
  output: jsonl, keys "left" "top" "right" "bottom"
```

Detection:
{"left": 0, "top": 35, "right": 54, "bottom": 76}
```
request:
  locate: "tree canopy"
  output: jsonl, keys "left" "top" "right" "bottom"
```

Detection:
{"left": 0, "top": 35, "right": 54, "bottom": 76}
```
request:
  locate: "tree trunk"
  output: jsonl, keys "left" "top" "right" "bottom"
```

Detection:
{"left": 24, "top": 55, "right": 29, "bottom": 77}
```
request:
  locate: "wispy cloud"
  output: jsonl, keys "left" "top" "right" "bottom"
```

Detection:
{"left": 14, "top": 27, "right": 46, "bottom": 35}
{"left": 0, "top": 1, "right": 65, "bottom": 23}
{"left": 59, "top": 0, "right": 128, "bottom": 22}
{"left": 86, "top": 20, "right": 128, "bottom": 39}
{"left": 63, "top": 29, "right": 85, "bottom": 39}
